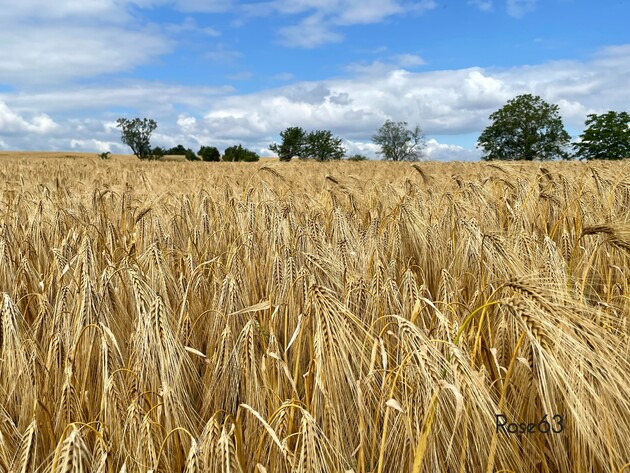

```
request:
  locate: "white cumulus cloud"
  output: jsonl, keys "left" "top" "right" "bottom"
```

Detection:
{"left": 0, "top": 26, "right": 172, "bottom": 85}
{"left": 1, "top": 44, "right": 630, "bottom": 159}
{"left": 0, "top": 101, "right": 59, "bottom": 135}
{"left": 177, "top": 115, "right": 197, "bottom": 133}
{"left": 70, "top": 139, "right": 116, "bottom": 153}
{"left": 0, "top": 0, "right": 173, "bottom": 85}
{"left": 425, "top": 139, "right": 480, "bottom": 162}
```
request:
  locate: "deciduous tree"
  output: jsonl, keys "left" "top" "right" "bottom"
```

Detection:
{"left": 303, "top": 130, "right": 345, "bottom": 161}
{"left": 477, "top": 94, "right": 571, "bottom": 161}
{"left": 269, "top": 127, "right": 306, "bottom": 161}
{"left": 372, "top": 120, "right": 426, "bottom": 161}
{"left": 116, "top": 117, "right": 158, "bottom": 160}
{"left": 573, "top": 111, "right": 630, "bottom": 160}
{"left": 223, "top": 144, "right": 260, "bottom": 162}
{"left": 199, "top": 145, "right": 221, "bottom": 162}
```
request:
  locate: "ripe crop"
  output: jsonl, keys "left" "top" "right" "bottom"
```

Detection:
{"left": 0, "top": 154, "right": 628, "bottom": 472}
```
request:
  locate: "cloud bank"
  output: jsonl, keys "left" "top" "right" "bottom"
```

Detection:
{"left": 0, "top": 1, "right": 628, "bottom": 161}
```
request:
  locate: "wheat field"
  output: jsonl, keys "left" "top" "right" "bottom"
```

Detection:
{"left": 0, "top": 153, "right": 629, "bottom": 472}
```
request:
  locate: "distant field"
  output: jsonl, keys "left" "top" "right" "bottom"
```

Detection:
{"left": 0, "top": 153, "right": 628, "bottom": 472}
{"left": 0, "top": 151, "right": 137, "bottom": 161}
{"left": 0, "top": 151, "right": 279, "bottom": 162}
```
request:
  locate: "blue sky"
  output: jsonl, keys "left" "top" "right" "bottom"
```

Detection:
{"left": 0, "top": 0, "right": 629, "bottom": 160}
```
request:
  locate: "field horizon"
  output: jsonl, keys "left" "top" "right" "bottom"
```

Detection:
{"left": 0, "top": 151, "right": 283, "bottom": 162}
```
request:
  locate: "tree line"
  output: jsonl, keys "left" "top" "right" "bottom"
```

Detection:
{"left": 114, "top": 118, "right": 261, "bottom": 162}
{"left": 115, "top": 117, "right": 426, "bottom": 162}
{"left": 115, "top": 95, "right": 630, "bottom": 162}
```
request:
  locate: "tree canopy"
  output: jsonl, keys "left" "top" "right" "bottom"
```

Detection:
{"left": 164, "top": 144, "right": 197, "bottom": 161}
{"left": 199, "top": 145, "right": 221, "bottom": 162}
{"left": 269, "top": 127, "right": 306, "bottom": 161}
{"left": 573, "top": 111, "right": 630, "bottom": 160}
{"left": 116, "top": 117, "right": 158, "bottom": 160}
{"left": 271, "top": 127, "right": 345, "bottom": 161}
{"left": 223, "top": 144, "right": 260, "bottom": 162}
{"left": 477, "top": 94, "right": 571, "bottom": 161}
{"left": 372, "top": 120, "right": 426, "bottom": 161}
{"left": 304, "top": 130, "right": 345, "bottom": 161}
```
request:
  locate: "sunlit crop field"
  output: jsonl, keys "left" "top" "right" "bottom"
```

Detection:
{"left": 0, "top": 153, "right": 629, "bottom": 472}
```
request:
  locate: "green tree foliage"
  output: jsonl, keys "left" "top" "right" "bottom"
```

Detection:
{"left": 166, "top": 144, "right": 189, "bottom": 155}
{"left": 347, "top": 154, "right": 368, "bottom": 161}
{"left": 223, "top": 144, "right": 260, "bottom": 162}
{"left": 269, "top": 127, "right": 306, "bottom": 161}
{"left": 152, "top": 146, "right": 165, "bottom": 159}
{"left": 116, "top": 118, "right": 158, "bottom": 160}
{"left": 198, "top": 145, "right": 221, "bottom": 162}
{"left": 573, "top": 111, "right": 630, "bottom": 160}
{"left": 372, "top": 120, "right": 426, "bottom": 162}
{"left": 165, "top": 144, "right": 197, "bottom": 161}
{"left": 303, "top": 130, "right": 345, "bottom": 161}
{"left": 270, "top": 127, "right": 346, "bottom": 161}
{"left": 477, "top": 94, "right": 571, "bottom": 161}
